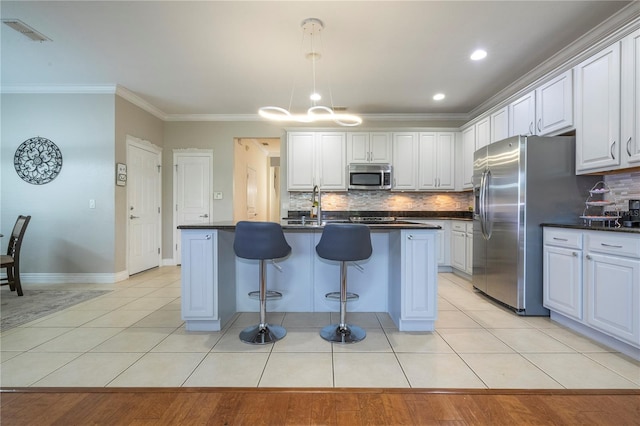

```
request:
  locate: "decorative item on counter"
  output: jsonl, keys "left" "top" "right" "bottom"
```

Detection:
{"left": 580, "top": 181, "right": 620, "bottom": 228}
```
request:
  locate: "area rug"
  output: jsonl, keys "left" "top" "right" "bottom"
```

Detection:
{"left": 0, "top": 289, "right": 112, "bottom": 331}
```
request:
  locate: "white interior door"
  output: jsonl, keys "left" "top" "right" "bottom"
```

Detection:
{"left": 128, "top": 140, "right": 161, "bottom": 275}
{"left": 246, "top": 166, "right": 257, "bottom": 220}
{"left": 174, "top": 151, "right": 213, "bottom": 264}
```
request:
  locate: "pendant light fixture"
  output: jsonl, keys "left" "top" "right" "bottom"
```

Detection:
{"left": 259, "top": 18, "right": 362, "bottom": 127}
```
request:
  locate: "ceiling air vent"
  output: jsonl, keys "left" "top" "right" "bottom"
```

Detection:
{"left": 2, "top": 19, "right": 51, "bottom": 42}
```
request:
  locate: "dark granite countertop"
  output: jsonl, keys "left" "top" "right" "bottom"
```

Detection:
{"left": 542, "top": 223, "right": 640, "bottom": 234}
{"left": 178, "top": 220, "right": 441, "bottom": 231}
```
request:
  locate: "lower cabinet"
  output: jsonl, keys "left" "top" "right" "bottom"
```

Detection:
{"left": 451, "top": 220, "right": 473, "bottom": 275}
{"left": 543, "top": 227, "right": 640, "bottom": 352}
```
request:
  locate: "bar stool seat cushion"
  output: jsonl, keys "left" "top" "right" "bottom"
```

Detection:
{"left": 315, "top": 224, "right": 372, "bottom": 262}
{"left": 234, "top": 221, "right": 291, "bottom": 260}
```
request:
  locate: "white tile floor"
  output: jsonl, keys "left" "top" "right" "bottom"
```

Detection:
{"left": 1, "top": 267, "right": 638, "bottom": 388}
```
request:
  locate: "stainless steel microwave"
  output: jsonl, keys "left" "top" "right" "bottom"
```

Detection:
{"left": 348, "top": 163, "right": 392, "bottom": 190}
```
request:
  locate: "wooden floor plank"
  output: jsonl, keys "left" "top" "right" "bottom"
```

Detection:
{"left": 1, "top": 388, "right": 638, "bottom": 426}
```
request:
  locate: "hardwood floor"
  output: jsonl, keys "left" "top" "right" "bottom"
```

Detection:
{"left": 1, "top": 388, "right": 638, "bottom": 425}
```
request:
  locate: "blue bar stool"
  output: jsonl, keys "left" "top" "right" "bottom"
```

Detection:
{"left": 316, "top": 224, "right": 372, "bottom": 343}
{"left": 234, "top": 221, "right": 291, "bottom": 344}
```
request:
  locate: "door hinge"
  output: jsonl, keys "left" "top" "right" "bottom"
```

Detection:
{"left": 158, "top": 248, "right": 161, "bottom": 254}
{"left": 176, "top": 244, "right": 178, "bottom": 251}
{"left": 175, "top": 204, "right": 178, "bottom": 212}
{"left": 158, "top": 207, "right": 160, "bottom": 213}
{"left": 157, "top": 165, "right": 161, "bottom": 172}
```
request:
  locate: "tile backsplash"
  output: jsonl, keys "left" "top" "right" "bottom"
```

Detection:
{"left": 288, "top": 191, "right": 474, "bottom": 212}
{"left": 605, "top": 171, "right": 640, "bottom": 211}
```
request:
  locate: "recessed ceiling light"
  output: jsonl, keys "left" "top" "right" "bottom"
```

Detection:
{"left": 433, "top": 93, "right": 445, "bottom": 101}
{"left": 470, "top": 49, "right": 487, "bottom": 61}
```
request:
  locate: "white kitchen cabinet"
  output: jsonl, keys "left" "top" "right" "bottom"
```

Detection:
{"left": 287, "top": 131, "right": 346, "bottom": 191}
{"left": 392, "top": 132, "right": 418, "bottom": 190}
{"left": 490, "top": 106, "right": 509, "bottom": 143}
{"left": 475, "top": 116, "right": 491, "bottom": 150}
{"left": 460, "top": 126, "right": 475, "bottom": 190}
{"left": 575, "top": 43, "right": 621, "bottom": 173}
{"left": 389, "top": 230, "right": 438, "bottom": 331}
{"left": 407, "top": 219, "right": 450, "bottom": 267}
{"left": 543, "top": 228, "right": 583, "bottom": 321}
{"left": 584, "top": 231, "right": 640, "bottom": 347}
{"left": 346, "top": 132, "right": 392, "bottom": 163}
{"left": 465, "top": 222, "right": 473, "bottom": 275}
{"left": 450, "top": 220, "right": 470, "bottom": 273}
{"left": 535, "top": 70, "right": 574, "bottom": 136}
{"left": 543, "top": 226, "right": 640, "bottom": 356}
{"left": 621, "top": 28, "right": 640, "bottom": 167}
{"left": 417, "top": 132, "right": 455, "bottom": 191}
{"left": 180, "top": 229, "right": 236, "bottom": 331}
{"left": 509, "top": 91, "right": 536, "bottom": 136}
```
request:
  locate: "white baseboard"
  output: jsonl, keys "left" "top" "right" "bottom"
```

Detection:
{"left": 162, "top": 258, "right": 176, "bottom": 266}
{"left": 22, "top": 271, "right": 129, "bottom": 284}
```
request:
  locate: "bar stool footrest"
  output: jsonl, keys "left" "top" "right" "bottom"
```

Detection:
{"left": 248, "top": 290, "right": 282, "bottom": 300}
{"left": 325, "top": 292, "right": 359, "bottom": 301}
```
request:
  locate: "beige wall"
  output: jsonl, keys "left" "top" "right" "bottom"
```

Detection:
{"left": 1, "top": 93, "right": 116, "bottom": 274}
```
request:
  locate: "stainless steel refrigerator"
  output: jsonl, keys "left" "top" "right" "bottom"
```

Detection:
{"left": 472, "top": 135, "right": 598, "bottom": 315}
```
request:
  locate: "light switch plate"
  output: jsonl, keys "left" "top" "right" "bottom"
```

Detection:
{"left": 89, "top": 199, "right": 96, "bottom": 209}
{"left": 213, "top": 192, "right": 223, "bottom": 200}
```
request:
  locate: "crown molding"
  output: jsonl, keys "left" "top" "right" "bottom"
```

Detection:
{"left": 1, "top": 84, "right": 117, "bottom": 94}
{"left": 360, "top": 113, "right": 469, "bottom": 122}
{"left": 115, "top": 85, "right": 168, "bottom": 121}
{"left": 469, "top": 2, "right": 640, "bottom": 120}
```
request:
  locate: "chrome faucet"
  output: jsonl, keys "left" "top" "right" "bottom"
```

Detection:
{"left": 312, "top": 185, "right": 322, "bottom": 225}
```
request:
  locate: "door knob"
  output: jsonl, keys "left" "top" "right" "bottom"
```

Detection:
{"left": 130, "top": 215, "right": 140, "bottom": 219}
{"left": 199, "top": 214, "right": 209, "bottom": 218}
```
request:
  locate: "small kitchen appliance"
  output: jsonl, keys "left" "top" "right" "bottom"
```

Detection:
{"left": 348, "top": 163, "right": 392, "bottom": 190}
{"left": 621, "top": 199, "right": 640, "bottom": 228}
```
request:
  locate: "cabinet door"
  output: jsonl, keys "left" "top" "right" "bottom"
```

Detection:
{"left": 369, "top": 132, "right": 393, "bottom": 163}
{"left": 287, "top": 132, "right": 315, "bottom": 190}
{"left": 461, "top": 126, "right": 475, "bottom": 189}
{"left": 509, "top": 91, "right": 536, "bottom": 136}
{"left": 346, "top": 132, "right": 369, "bottom": 163}
{"left": 450, "top": 230, "right": 466, "bottom": 271}
{"left": 622, "top": 28, "right": 640, "bottom": 166}
{"left": 316, "top": 132, "right": 347, "bottom": 190}
{"left": 585, "top": 252, "right": 640, "bottom": 345}
{"left": 402, "top": 231, "right": 437, "bottom": 319}
{"left": 476, "top": 117, "right": 491, "bottom": 150}
{"left": 417, "top": 132, "right": 437, "bottom": 190}
{"left": 465, "top": 230, "right": 473, "bottom": 275}
{"left": 491, "top": 107, "right": 509, "bottom": 143}
{"left": 392, "top": 132, "right": 417, "bottom": 190}
{"left": 536, "top": 70, "right": 573, "bottom": 136}
{"left": 181, "top": 231, "right": 216, "bottom": 319}
{"left": 575, "top": 43, "right": 621, "bottom": 173}
{"left": 543, "top": 245, "right": 583, "bottom": 320}
{"left": 436, "top": 132, "right": 455, "bottom": 189}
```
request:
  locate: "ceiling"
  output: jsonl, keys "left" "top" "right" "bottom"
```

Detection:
{"left": 0, "top": 1, "right": 635, "bottom": 121}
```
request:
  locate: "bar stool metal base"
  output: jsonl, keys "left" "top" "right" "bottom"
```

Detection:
{"left": 320, "top": 323, "right": 366, "bottom": 344}
{"left": 240, "top": 324, "right": 286, "bottom": 345}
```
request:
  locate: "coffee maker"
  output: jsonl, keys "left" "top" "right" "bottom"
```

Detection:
{"left": 621, "top": 199, "right": 640, "bottom": 228}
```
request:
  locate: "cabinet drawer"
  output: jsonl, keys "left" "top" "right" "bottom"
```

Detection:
{"left": 465, "top": 222, "right": 473, "bottom": 233}
{"left": 544, "top": 228, "right": 583, "bottom": 249}
{"left": 586, "top": 232, "right": 640, "bottom": 258}
{"left": 452, "top": 221, "right": 467, "bottom": 232}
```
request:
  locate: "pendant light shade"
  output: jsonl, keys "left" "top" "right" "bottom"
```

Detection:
{"left": 258, "top": 18, "right": 362, "bottom": 127}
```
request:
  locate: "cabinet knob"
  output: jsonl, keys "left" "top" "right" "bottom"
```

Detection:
{"left": 586, "top": 254, "right": 592, "bottom": 260}
{"left": 407, "top": 235, "right": 413, "bottom": 240}
{"left": 572, "top": 252, "right": 578, "bottom": 257}
{"left": 205, "top": 234, "right": 211, "bottom": 240}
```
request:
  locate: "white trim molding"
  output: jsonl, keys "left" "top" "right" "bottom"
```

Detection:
{"left": 21, "top": 271, "right": 129, "bottom": 284}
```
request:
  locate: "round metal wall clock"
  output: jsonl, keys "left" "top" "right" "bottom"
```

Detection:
{"left": 14, "top": 136, "right": 63, "bottom": 185}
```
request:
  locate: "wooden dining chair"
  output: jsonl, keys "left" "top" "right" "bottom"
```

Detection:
{"left": 1, "top": 215, "right": 31, "bottom": 296}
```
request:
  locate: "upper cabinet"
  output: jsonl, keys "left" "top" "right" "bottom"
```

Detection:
{"left": 535, "top": 70, "right": 574, "bottom": 136}
{"left": 391, "top": 132, "right": 418, "bottom": 190}
{"left": 490, "top": 107, "right": 509, "bottom": 143}
{"left": 346, "top": 132, "right": 392, "bottom": 164}
{"left": 575, "top": 42, "right": 621, "bottom": 174}
{"left": 417, "top": 132, "right": 455, "bottom": 191}
{"left": 460, "top": 126, "right": 475, "bottom": 190}
{"left": 475, "top": 116, "right": 491, "bottom": 150}
{"left": 287, "top": 131, "right": 347, "bottom": 191}
{"left": 509, "top": 91, "right": 536, "bottom": 137}
{"left": 621, "top": 28, "right": 640, "bottom": 167}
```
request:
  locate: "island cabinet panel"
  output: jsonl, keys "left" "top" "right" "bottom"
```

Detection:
{"left": 389, "top": 230, "right": 438, "bottom": 331}
{"left": 235, "top": 231, "right": 315, "bottom": 312}
{"left": 180, "top": 229, "right": 236, "bottom": 331}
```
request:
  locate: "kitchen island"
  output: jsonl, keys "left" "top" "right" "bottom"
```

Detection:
{"left": 177, "top": 221, "right": 441, "bottom": 332}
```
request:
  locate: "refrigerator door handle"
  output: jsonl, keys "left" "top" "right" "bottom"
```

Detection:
{"left": 479, "top": 170, "right": 488, "bottom": 239}
{"left": 483, "top": 170, "right": 493, "bottom": 239}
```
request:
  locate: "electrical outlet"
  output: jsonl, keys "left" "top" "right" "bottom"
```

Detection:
{"left": 213, "top": 192, "right": 223, "bottom": 200}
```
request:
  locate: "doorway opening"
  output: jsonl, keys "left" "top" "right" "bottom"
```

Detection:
{"left": 233, "top": 138, "right": 281, "bottom": 223}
